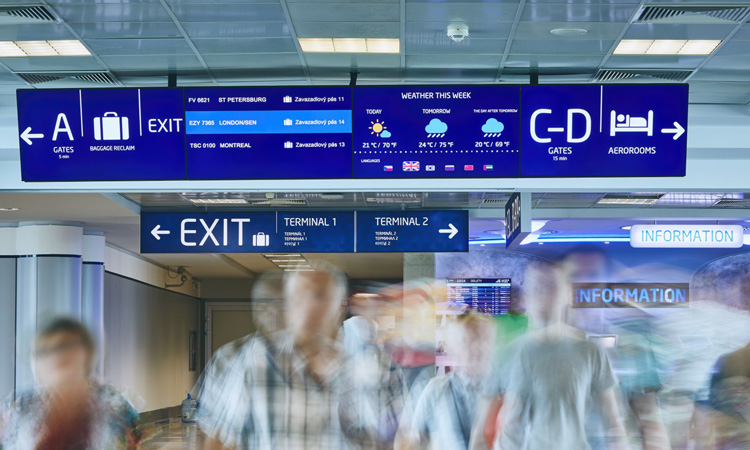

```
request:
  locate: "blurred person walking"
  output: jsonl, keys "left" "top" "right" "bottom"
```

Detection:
{"left": 395, "top": 312, "right": 495, "bottom": 450}
{"left": 472, "top": 262, "right": 627, "bottom": 450}
{"left": 1, "top": 317, "right": 141, "bottom": 450}
{"left": 195, "top": 262, "right": 404, "bottom": 450}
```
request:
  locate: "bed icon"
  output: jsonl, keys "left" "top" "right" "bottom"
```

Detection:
{"left": 610, "top": 110, "right": 653, "bottom": 137}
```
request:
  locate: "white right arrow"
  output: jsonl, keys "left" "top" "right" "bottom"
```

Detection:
{"left": 439, "top": 223, "right": 458, "bottom": 239}
{"left": 660, "top": 122, "right": 685, "bottom": 140}
{"left": 151, "top": 224, "right": 171, "bottom": 240}
{"left": 20, "top": 127, "right": 44, "bottom": 145}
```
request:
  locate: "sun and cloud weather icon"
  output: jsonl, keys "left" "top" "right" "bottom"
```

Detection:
{"left": 425, "top": 118, "right": 448, "bottom": 138}
{"left": 369, "top": 119, "right": 386, "bottom": 136}
{"left": 481, "top": 118, "right": 504, "bottom": 137}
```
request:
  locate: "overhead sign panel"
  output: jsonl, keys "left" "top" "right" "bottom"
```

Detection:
{"left": 141, "top": 210, "right": 469, "bottom": 253}
{"left": 141, "top": 211, "right": 356, "bottom": 253}
{"left": 17, "top": 88, "right": 186, "bottom": 181}
{"left": 355, "top": 210, "right": 468, "bottom": 252}
{"left": 630, "top": 224, "right": 743, "bottom": 248}
{"left": 520, "top": 84, "right": 688, "bottom": 177}
{"left": 18, "top": 85, "right": 688, "bottom": 182}
{"left": 352, "top": 86, "right": 520, "bottom": 178}
{"left": 184, "top": 87, "right": 353, "bottom": 180}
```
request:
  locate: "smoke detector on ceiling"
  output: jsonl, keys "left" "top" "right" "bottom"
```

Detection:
{"left": 447, "top": 23, "right": 469, "bottom": 42}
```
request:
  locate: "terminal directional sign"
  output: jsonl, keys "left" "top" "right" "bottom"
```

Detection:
{"left": 355, "top": 210, "right": 468, "bottom": 252}
{"left": 141, "top": 210, "right": 469, "bottom": 253}
{"left": 141, "top": 211, "right": 355, "bottom": 253}
{"left": 18, "top": 88, "right": 186, "bottom": 181}
{"left": 520, "top": 84, "right": 688, "bottom": 177}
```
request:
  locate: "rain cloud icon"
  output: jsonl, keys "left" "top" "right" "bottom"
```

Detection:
{"left": 425, "top": 118, "right": 448, "bottom": 138}
{"left": 482, "top": 118, "right": 504, "bottom": 137}
{"left": 380, "top": 130, "right": 392, "bottom": 138}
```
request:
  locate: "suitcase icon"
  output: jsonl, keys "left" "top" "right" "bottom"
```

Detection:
{"left": 252, "top": 232, "right": 270, "bottom": 247}
{"left": 94, "top": 112, "right": 129, "bottom": 141}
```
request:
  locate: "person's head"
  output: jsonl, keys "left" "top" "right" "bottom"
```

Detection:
{"left": 557, "top": 244, "right": 612, "bottom": 283}
{"left": 33, "top": 317, "right": 95, "bottom": 387}
{"left": 524, "top": 262, "right": 570, "bottom": 328}
{"left": 283, "top": 261, "right": 348, "bottom": 342}
{"left": 445, "top": 312, "right": 495, "bottom": 379}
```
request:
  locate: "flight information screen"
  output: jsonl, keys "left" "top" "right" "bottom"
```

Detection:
{"left": 185, "top": 87, "right": 353, "bottom": 179}
{"left": 352, "top": 86, "right": 520, "bottom": 178}
{"left": 446, "top": 278, "right": 512, "bottom": 315}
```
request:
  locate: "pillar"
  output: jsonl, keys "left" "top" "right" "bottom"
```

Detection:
{"left": 82, "top": 232, "right": 106, "bottom": 377}
{"left": 14, "top": 223, "right": 84, "bottom": 392}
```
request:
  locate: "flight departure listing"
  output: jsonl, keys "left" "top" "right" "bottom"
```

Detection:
{"left": 184, "top": 87, "right": 353, "bottom": 179}
{"left": 352, "top": 86, "right": 520, "bottom": 178}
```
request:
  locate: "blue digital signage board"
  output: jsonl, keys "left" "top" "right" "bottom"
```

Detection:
{"left": 17, "top": 88, "right": 186, "bottom": 181}
{"left": 355, "top": 210, "right": 468, "bottom": 252}
{"left": 141, "top": 211, "right": 356, "bottom": 253}
{"left": 520, "top": 84, "right": 688, "bottom": 177}
{"left": 141, "top": 210, "right": 469, "bottom": 253}
{"left": 351, "top": 86, "right": 520, "bottom": 178}
{"left": 184, "top": 87, "right": 353, "bottom": 179}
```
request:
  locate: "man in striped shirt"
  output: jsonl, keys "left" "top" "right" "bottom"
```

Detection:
{"left": 195, "top": 262, "right": 404, "bottom": 450}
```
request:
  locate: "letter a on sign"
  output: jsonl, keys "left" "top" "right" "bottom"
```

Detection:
{"left": 52, "top": 113, "right": 74, "bottom": 141}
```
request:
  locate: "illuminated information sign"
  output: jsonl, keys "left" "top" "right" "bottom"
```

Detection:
{"left": 520, "top": 85, "right": 688, "bottom": 177}
{"left": 446, "top": 278, "right": 512, "bottom": 315}
{"left": 141, "top": 210, "right": 468, "bottom": 253}
{"left": 573, "top": 283, "right": 689, "bottom": 308}
{"left": 184, "top": 87, "right": 353, "bottom": 179}
{"left": 352, "top": 86, "right": 520, "bottom": 178}
{"left": 18, "top": 88, "right": 186, "bottom": 181}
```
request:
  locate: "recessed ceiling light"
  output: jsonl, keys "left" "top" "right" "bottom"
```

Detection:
{"left": 620, "top": 225, "right": 632, "bottom": 230}
{"left": 187, "top": 198, "right": 247, "bottom": 205}
{"left": 299, "top": 38, "right": 399, "bottom": 54}
{"left": 597, "top": 194, "right": 663, "bottom": 205}
{"left": 613, "top": 39, "right": 721, "bottom": 55}
{"left": 0, "top": 40, "right": 90, "bottom": 57}
{"left": 679, "top": 40, "right": 721, "bottom": 55}
{"left": 0, "top": 207, "right": 19, "bottom": 211}
{"left": 550, "top": 28, "right": 588, "bottom": 37}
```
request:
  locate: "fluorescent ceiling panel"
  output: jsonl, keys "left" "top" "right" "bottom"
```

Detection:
{"left": 299, "top": 38, "right": 399, "bottom": 53}
{"left": 0, "top": 40, "right": 90, "bottom": 57}
{"left": 614, "top": 39, "right": 721, "bottom": 55}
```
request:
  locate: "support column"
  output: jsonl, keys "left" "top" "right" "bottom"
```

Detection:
{"left": 82, "top": 232, "right": 106, "bottom": 377}
{"left": 14, "top": 223, "right": 84, "bottom": 392}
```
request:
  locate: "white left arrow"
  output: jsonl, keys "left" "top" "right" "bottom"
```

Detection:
{"left": 151, "top": 224, "right": 170, "bottom": 240}
{"left": 20, "top": 127, "right": 44, "bottom": 145}
{"left": 439, "top": 223, "right": 459, "bottom": 239}
{"left": 660, "top": 122, "right": 685, "bottom": 140}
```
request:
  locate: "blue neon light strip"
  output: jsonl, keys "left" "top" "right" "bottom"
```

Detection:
{"left": 185, "top": 110, "right": 352, "bottom": 134}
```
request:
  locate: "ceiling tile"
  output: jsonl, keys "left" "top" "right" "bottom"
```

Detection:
{"left": 0, "top": 24, "right": 75, "bottom": 41}
{"left": 85, "top": 38, "right": 194, "bottom": 55}
{"left": 407, "top": 38, "right": 505, "bottom": 55}
{"left": 521, "top": 4, "right": 638, "bottom": 22}
{"left": 604, "top": 55, "right": 707, "bottom": 70}
{"left": 406, "top": 54, "right": 500, "bottom": 69}
{"left": 733, "top": 24, "right": 750, "bottom": 41}
{"left": 407, "top": 21, "right": 513, "bottom": 40}
{"left": 622, "top": 23, "right": 737, "bottom": 41}
{"left": 183, "top": 22, "right": 290, "bottom": 39}
{"left": 406, "top": 3, "right": 519, "bottom": 23}
{"left": 511, "top": 39, "right": 613, "bottom": 54}
{"left": 288, "top": 3, "right": 399, "bottom": 22}
{"left": 72, "top": 21, "right": 182, "bottom": 39}
{"left": 294, "top": 22, "right": 399, "bottom": 38}
{"left": 404, "top": 66, "right": 497, "bottom": 82}
{"left": 506, "top": 54, "right": 603, "bottom": 69}
{"left": 192, "top": 37, "right": 297, "bottom": 54}
{"left": 514, "top": 21, "right": 625, "bottom": 40}
{"left": 53, "top": 4, "right": 173, "bottom": 22}
{"left": 203, "top": 53, "right": 302, "bottom": 70}
{"left": 100, "top": 54, "right": 205, "bottom": 71}
{"left": 170, "top": 3, "right": 286, "bottom": 21}
{"left": 303, "top": 52, "right": 400, "bottom": 68}
{"left": 0, "top": 56, "right": 105, "bottom": 72}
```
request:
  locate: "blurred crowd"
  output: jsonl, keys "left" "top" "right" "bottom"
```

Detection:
{"left": 1, "top": 250, "right": 750, "bottom": 450}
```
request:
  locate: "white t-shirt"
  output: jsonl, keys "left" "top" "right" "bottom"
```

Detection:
{"left": 496, "top": 331, "right": 617, "bottom": 450}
